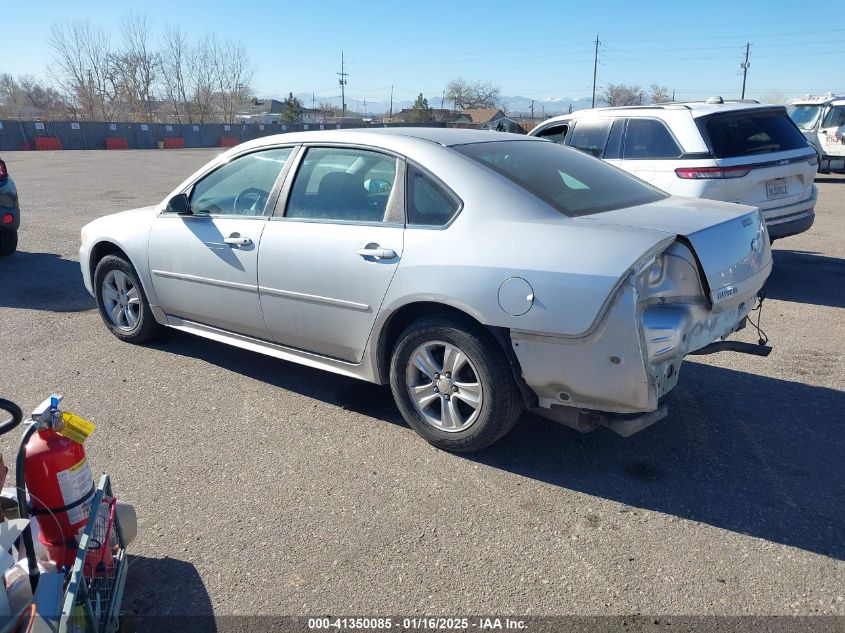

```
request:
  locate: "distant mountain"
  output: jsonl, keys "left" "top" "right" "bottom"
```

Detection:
{"left": 283, "top": 93, "right": 596, "bottom": 117}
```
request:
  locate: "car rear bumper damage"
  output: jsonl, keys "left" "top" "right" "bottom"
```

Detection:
{"left": 509, "top": 240, "right": 772, "bottom": 436}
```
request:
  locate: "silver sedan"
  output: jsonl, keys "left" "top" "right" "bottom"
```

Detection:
{"left": 79, "top": 128, "right": 772, "bottom": 451}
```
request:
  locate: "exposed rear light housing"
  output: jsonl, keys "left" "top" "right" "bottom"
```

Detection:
{"left": 807, "top": 154, "right": 819, "bottom": 166}
{"left": 675, "top": 165, "right": 752, "bottom": 179}
{"left": 0, "top": 160, "right": 7, "bottom": 181}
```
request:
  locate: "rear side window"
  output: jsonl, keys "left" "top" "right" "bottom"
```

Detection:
{"left": 623, "top": 119, "right": 683, "bottom": 159}
{"left": 406, "top": 165, "right": 460, "bottom": 226}
{"left": 567, "top": 119, "right": 612, "bottom": 157}
{"left": 699, "top": 109, "right": 808, "bottom": 158}
{"left": 604, "top": 120, "right": 624, "bottom": 159}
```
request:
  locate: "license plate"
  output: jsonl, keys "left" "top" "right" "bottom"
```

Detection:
{"left": 766, "top": 178, "right": 789, "bottom": 200}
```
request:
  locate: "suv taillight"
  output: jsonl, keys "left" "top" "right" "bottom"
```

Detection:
{"left": 675, "top": 165, "right": 752, "bottom": 179}
{"left": 0, "top": 160, "right": 7, "bottom": 181}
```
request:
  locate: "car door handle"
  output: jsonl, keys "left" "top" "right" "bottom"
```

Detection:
{"left": 224, "top": 235, "right": 252, "bottom": 247}
{"left": 356, "top": 246, "right": 397, "bottom": 260}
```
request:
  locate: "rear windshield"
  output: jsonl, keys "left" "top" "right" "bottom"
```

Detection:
{"left": 454, "top": 140, "right": 666, "bottom": 217}
{"left": 698, "top": 109, "right": 808, "bottom": 158}
{"left": 788, "top": 104, "right": 823, "bottom": 131}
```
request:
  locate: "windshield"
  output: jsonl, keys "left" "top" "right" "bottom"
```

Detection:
{"left": 698, "top": 109, "right": 809, "bottom": 158}
{"left": 821, "top": 105, "right": 845, "bottom": 129}
{"left": 788, "top": 105, "right": 823, "bottom": 131}
{"left": 454, "top": 140, "right": 666, "bottom": 217}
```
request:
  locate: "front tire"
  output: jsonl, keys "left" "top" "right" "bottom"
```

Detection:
{"left": 94, "top": 255, "right": 161, "bottom": 343}
{"left": 389, "top": 315, "right": 523, "bottom": 452}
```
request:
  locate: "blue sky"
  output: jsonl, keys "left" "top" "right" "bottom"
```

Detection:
{"left": 3, "top": 0, "right": 843, "bottom": 107}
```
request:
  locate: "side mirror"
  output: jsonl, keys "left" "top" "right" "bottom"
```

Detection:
{"left": 165, "top": 193, "right": 192, "bottom": 215}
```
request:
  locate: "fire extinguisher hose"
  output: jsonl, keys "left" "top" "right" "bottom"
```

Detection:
{"left": 16, "top": 422, "right": 40, "bottom": 592}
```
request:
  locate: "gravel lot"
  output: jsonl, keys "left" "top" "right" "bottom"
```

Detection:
{"left": 0, "top": 149, "right": 843, "bottom": 621}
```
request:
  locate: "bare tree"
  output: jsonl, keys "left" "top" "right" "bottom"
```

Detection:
{"left": 160, "top": 26, "right": 191, "bottom": 123}
{"left": 211, "top": 37, "right": 254, "bottom": 123}
{"left": 760, "top": 91, "right": 788, "bottom": 104}
{"left": 113, "top": 14, "right": 160, "bottom": 122}
{"left": 187, "top": 36, "right": 217, "bottom": 123}
{"left": 446, "top": 77, "right": 501, "bottom": 110}
{"left": 650, "top": 84, "right": 671, "bottom": 104}
{"left": 49, "top": 21, "right": 118, "bottom": 120}
{"left": 601, "top": 83, "right": 644, "bottom": 107}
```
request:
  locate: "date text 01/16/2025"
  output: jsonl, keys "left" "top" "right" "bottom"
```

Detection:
{"left": 307, "top": 617, "right": 528, "bottom": 630}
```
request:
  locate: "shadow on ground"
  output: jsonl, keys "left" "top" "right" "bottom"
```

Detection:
{"left": 155, "top": 330, "right": 845, "bottom": 561}
{"left": 765, "top": 249, "right": 845, "bottom": 309}
{"left": 123, "top": 555, "right": 216, "bottom": 632}
{"left": 0, "top": 250, "right": 94, "bottom": 312}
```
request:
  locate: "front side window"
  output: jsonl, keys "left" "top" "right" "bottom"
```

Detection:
{"left": 406, "top": 166, "right": 461, "bottom": 226}
{"left": 535, "top": 123, "right": 569, "bottom": 144}
{"left": 455, "top": 140, "right": 666, "bottom": 218}
{"left": 189, "top": 148, "right": 292, "bottom": 216}
{"left": 567, "top": 119, "right": 613, "bottom": 157}
{"left": 286, "top": 147, "right": 397, "bottom": 223}
{"left": 623, "top": 119, "right": 683, "bottom": 159}
{"left": 821, "top": 105, "right": 845, "bottom": 129}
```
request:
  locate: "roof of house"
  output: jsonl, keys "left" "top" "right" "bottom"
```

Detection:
{"left": 461, "top": 108, "right": 504, "bottom": 124}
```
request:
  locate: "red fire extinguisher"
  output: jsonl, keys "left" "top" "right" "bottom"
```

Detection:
{"left": 21, "top": 395, "right": 95, "bottom": 569}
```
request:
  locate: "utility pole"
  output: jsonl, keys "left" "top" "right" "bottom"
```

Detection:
{"left": 363, "top": 97, "right": 367, "bottom": 117}
{"left": 337, "top": 51, "right": 349, "bottom": 116}
{"left": 530, "top": 99, "right": 534, "bottom": 119}
{"left": 672, "top": 89, "right": 675, "bottom": 102}
{"left": 389, "top": 85, "right": 394, "bottom": 117}
{"left": 740, "top": 42, "right": 751, "bottom": 99}
{"left": 591, "top": 33, "right": 600, "bottom": 108}
{"left": 311, "top": 92, "right": 316, "bottom": 110}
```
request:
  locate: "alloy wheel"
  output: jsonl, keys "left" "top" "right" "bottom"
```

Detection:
{"left": 102, "top": 269, "right": 141, "bottom": 332}
{"left": 405, "top": 340, "right": 483, "bottom": 432}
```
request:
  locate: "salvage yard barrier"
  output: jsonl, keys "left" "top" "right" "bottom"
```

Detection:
{"left": 34, "top": 137, "right": 62, "bottom": 151}
{"left": 0, "top": 120, "right": 448, "bottom": 152}
{"left": 105, "top": 137, "right": 129, "bottom": 150}
{"left": 163, "top": 137, "right": 185, "bottom": 149}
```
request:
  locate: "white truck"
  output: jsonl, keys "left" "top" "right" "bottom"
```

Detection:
{"left": 788, "top": 93, "right": 845, "bottom": 173}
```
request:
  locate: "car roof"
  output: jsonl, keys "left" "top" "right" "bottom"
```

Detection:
{"left": 539, "top": 101, "right": 784, "bottom": 125}
{"left": 240, "top": 127, "right": 537, "bottom": 151}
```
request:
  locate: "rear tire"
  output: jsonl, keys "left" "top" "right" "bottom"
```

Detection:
{"left": 389, "top": 314, "right": 523, "bottom": 452}
{"left": 94, "top": 255, "right": 162, "bottom": 344}
{"left": 0, "top": 229, "right": 17, "bottom": 257}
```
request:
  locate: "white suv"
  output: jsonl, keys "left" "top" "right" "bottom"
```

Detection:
{"left": 529, "top": 99, "right": 818, "bottom": 240}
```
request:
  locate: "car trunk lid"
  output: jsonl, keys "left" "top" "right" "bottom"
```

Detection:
{"left": 581, "top": 197, "right": 770, "bottom": 307}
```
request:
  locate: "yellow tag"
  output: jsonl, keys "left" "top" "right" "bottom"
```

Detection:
{"left": 59, "top": 411, "right": 96, "bottom": 444}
